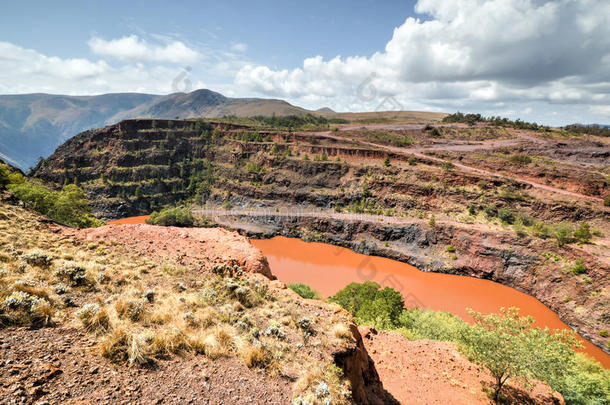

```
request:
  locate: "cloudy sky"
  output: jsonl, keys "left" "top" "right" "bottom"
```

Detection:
{"left": 1, "top": 0, "right": 609, "bottom": 125}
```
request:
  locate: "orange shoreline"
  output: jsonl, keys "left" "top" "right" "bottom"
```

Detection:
{"left": 107, "top": 215, "right": 150, "bottom": 225}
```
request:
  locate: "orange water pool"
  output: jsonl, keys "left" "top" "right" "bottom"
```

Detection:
{"left": 107, "top": 215, "right": 150, "bottom": 225}
{"left": 253, "top": 236, "right": 610, "bottom": 368}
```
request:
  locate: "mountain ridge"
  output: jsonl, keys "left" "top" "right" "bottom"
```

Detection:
{"left": 0, "top": 89, "right": 312, "bottom": 170}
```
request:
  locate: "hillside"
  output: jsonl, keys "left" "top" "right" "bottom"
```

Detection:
{"left": 0, "top": 90, "right": 313, "bottom": 170}
{"left": 0, "top": 195, "right": 401, "bottom": 404}
{"left": 31, "top": 118, "right": 610, "bottom": 358}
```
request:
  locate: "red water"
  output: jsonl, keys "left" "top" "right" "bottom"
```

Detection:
{"left": 252, "top": 236, "right": 610, "bottom": 368}
{"left": 107, "top": 215, "right": 150, "bottom": 225}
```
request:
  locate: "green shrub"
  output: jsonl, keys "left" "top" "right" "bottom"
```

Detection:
{"left": 509, "top": 154, "right": 532, "bottom": 165}
{"left": 287, "top": 283, "right": 320, "bottom": 299}
{"left": 441, "top": 162, "right": 455, "bottom": 171}
{"left": 532, "top": 222, "right": 552, "bottom": 239}
{"left": 446, "top": 245, "right": 456, "bottom": 253}
{"left": 146, "top": 206, "right": 194, "bottom": 227}
{"left": 569, "top": 259, "right": 586, "bottom": 275}
{"left": 497, "top": 208, "right": 515, "bottom": 224}
{"left": 7, "top": 174, "right": 101, "bottom": 228}
{"left": 399, "top": 308, "right": 466, "bottom": 342}
{"left": 0, "top": 164, "right": 11, "bottom": 187}
{"left": 355, "top": 287, "right": 404, "bottom": 328}
{"left": 552, "top": 353, "right": 610, "bottom": 405}
{"left": 330, "top": 281, "right": 404, "bottom": 328}
{"left": 554, "top": 223, "right": 574, "bottom": 247}
{"left": 574, "top": 223, "right": 592, "bottom": 244}
{"left": 329, "top": 281, "right": 380, "bottom": 316}
{"left": 604, "top": 195, "right": 610, "bottom": 207}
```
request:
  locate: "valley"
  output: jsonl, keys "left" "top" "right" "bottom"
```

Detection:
{"left": 3, "top": 112, "right": 609, "bottom": 404}
{"left": 31, "top": 116, "right": 610, "bottom": 355}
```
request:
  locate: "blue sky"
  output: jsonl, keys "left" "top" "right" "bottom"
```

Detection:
{"left": 1, "top": 0, "right": 610, "bottom": 125}
{"left": 1, "top": 1, "right": 416, "bottom": 70}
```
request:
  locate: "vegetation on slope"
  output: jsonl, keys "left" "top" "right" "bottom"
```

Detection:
{"left": 217, "top": 113, "right": 348, "bottom": 130}
{"left": 287, "top": 283, "right": 320, "bottom": 300}
{"left": 328, "top": 281, "right": 610, "bottom": 404}
{"left": 0, "top": 201, "right": 357, "bottom": 404}
{"left": 442, "top": 111, "right": 548, "bottom": 131}
{"left": 563, "top": 124, "right": 610, "bottom": 137}
{"left": 1, "top": 162, "right": 101, "bottom": 228}
{"left": 146, "top": 206, "right": 195, "bottom": 227}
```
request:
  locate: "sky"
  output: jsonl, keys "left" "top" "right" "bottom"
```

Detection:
{"left": 1, "top": 0, "right": 610, "bottom": 126}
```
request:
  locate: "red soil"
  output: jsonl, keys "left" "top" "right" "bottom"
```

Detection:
{"left": 72, "top": 223, "right": 273, "bottom": 279}
{"left": 359, "top": 327, "right": 564, "bottom": 405}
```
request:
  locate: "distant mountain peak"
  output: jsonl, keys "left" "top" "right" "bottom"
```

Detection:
{"left": 0, "top": 89, "right": 313, "bottom": 169}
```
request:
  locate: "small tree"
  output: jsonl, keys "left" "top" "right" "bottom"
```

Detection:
{"left": 0, "top": 164, "right": 10, "bottom": 187}
{"left": 383, "top": 157, "right": 391, "bottom": 167}
{"left": 463, "top": 307, "right": 580, "bottom": 403}
{"left": 329, "top": 281, "right": 380, "bottom": 316}
{"left": 356, "top": 287, "right": 404, "bottom": 328}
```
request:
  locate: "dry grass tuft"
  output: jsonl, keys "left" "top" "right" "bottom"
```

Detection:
{"left": 11, "top": 282, "right": 50, "bottom": 299}
{"left": 190, "top": 325, "right": 236, "bottom": 359}
{"left": 242, "top": 344, "right": 269, "bottom": 368}
{"left": 332, "top": 323, "right": 352, "bottom": 340}
{"left": 77, "top": 303, "right": 111, "bottom": 334}
{"left": 150, "top": 327, "right": 190, "bottom": 356}
{"left": 115, "top": 297, "right": 147, "bottom": 322}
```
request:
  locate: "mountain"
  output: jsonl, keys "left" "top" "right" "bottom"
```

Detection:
{"left": 0, "top": 89, "right": 311, "bottom": 170}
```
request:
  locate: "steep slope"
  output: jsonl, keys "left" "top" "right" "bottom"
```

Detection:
{"left": 0, "top": 197, "right": 395, "bottom": 404}
{"left": 0, "top": 92, "right": 156, "bottom": 169}
{"left": 0, "top": 89, "right": 311, "bottom": 170}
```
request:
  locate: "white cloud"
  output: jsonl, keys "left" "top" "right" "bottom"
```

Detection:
{"left": 234, "top": 0, "right": 610, "bottom": 124}
{"left": 231, "top": 43, "right": 248, "bottom": 52}
{"left": 88, "top": 35, "right": 200, "bottom": 64}
{"left": 0, "top": 41, "right": 108, "bottom": 81}
{"left": 590, "top": 105, "right": 610, "bottom": 116}
{"left": 0, "top": 41, "right": 208, "bottom": 95}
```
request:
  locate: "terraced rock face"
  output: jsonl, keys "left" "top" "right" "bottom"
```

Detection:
{"left": 33, "top": 119, "right": 241, "bottom": 218}
{"left": 32, "top": 118, "right": 610, "bottom": 354}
